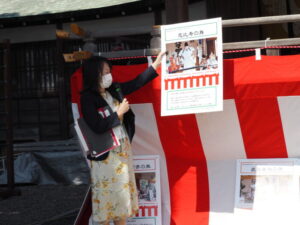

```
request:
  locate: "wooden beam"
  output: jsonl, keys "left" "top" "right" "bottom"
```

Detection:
{"left": 70, "top": 23, "right": 88, "bottom": 38}
{"left": 56, "top": 30, "right": 70, "bottom": 39}
{"left": 222, "top": 14, "right": 300, "bottom": 28}
{"left": 99, "top": 48, "right": 160, "bottom": 58}
{"left": 223, "top": 37, "right": 300, "bottom": 50}
{"left": 63, "top": 51, "right": 93, "bottom": 62}
{"left": 55, "top": 14, "right": 300, "bottom": 41}
{"left": 62, "top": 14, "right": 300, "bottom": 59}
{"left": 151, "top": 14, "right": 300, "bottom": 36}
{"left": 90, "top": 37, "right": 300, "bottom": 59}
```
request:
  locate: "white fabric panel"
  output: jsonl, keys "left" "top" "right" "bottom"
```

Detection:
{"left": 278, "top": 96, "right": 300, "bottom": 158}
{"left": 72, "top": 103, "right": 80, "bottom": 121}
{"left": 195, "top": 99, "right": 246, "bottom": 225}
{"left": 74, "top": 122, "right": 89, "bottom": 154}
{"left": 72, "top": 103, "right": 90, "bottom": 167}
{"left": 131, "top": 103, "right": 171, "bottom": 225}
{"left": 195, "top": 99, "right": 246, "bottom": 161}
{"left": 205, "top": 160, "right": 237, "bottom": 225}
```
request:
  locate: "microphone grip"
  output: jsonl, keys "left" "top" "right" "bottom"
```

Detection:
{"left": 115, "top": 83, "right": 124, "bottom": 101}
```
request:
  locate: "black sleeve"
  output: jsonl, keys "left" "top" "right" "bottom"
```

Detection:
{"left": 80, "top": 94, "right": 121, "bottom": 134}
{"left": 120, "top": 65, "right": 159, "bottom": 96}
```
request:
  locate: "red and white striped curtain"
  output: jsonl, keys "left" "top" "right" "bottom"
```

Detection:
{"left": 71, "top": 55, "right": 300, "bottom": 225}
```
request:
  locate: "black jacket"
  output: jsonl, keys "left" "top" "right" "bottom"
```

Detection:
{"left": 80, "top": 66, "right": 158, "bottom": 160}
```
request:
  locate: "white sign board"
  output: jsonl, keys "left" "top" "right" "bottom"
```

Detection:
{"left": 160, "top": 18, "right": 223, "bottom": 116}
{"left": 127, "top": 155, "right": 162, "bottom": 225}
{"left": 234, "top": 158, "right": 300, "bottom": 225}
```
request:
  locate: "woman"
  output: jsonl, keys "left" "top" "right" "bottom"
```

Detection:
{"left": 80, "top": 51, "right": 165, "bottom": 225}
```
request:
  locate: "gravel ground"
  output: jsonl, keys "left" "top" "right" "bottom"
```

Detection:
{"left": 0, "top": 184, "right": 89, "bottom": 225}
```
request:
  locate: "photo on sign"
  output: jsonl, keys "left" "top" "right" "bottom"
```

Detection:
{"left": 238, "top": 174, "right": 295, "bottom": 206}
{"left": 166, "top": 37, "right": 218, "bottom": 74}
{"left": 135, "top": 172, "right": 157, "bottom": 202}
{"left": 239, "top": 175, "right": 256, "bottom": 205}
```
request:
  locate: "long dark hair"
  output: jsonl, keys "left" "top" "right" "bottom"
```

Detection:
{"left": 81, "top": 56, "right": 112, "bottom": 93}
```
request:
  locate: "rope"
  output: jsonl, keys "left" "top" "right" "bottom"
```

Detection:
{"left": 109, "top": 55, "right": 157, "bottom": 60}
{"left": 223, "top": 45, "right": 300, "bottom": 54}
{"left": 223, "top": 48, "right": 257, "bottom": 54}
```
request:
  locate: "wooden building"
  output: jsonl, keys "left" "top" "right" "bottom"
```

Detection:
{"left": 0, "top": 0, "right": 299, "bottom": 144}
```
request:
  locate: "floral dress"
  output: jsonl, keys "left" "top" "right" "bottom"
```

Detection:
{"left": 90, "top": 92, "right": 139, "bottom": 224}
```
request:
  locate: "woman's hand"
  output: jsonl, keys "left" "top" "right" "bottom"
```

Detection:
{"left": 151, "top": 51, "right": 167, "bottom": 70}
{"left": 117, "top": 98, "right": 130, "bottom": 120}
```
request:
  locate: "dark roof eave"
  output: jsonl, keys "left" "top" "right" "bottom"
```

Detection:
{"left": 0, "top": 0, "right": 164, "bottom": 28}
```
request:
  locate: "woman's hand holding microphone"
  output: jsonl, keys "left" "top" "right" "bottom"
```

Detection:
{"left": 117, "top": 98, "right": 130, "bottom": 121}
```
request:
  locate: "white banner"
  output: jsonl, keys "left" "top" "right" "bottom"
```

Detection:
{"left": 160, "top": 18, "right": 223, "bottom": 116}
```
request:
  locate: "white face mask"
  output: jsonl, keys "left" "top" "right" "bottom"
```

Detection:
{"left": 100, "top": 73, "right": 113, "bottom": 88}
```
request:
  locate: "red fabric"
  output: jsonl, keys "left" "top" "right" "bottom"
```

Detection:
{"left": 232, "top": 55, "right": 298, "bottom": 159}
{"left": 71, "top": 55, "right": 300, "bottom": 103}
{"left": 70, "top": 67, "right": 83, "bottom": 116}
{"left": 234, "top": 55, "right": 300, "bottom": 99}
{"left": 235, "top": 98, "right": 288, "bottom": 159}
{"left": 113, "top": 65, "right": 210, "bottom": 225}
{"left": 70, "top": 55, "right": 300, "bottom": 225}
{"left": 223, "top": 59, "right": 235, "bottom": 99}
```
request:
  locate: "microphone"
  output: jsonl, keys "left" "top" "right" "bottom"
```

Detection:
{"left": 114, "top": 83, "right": 124, "bottom": 101}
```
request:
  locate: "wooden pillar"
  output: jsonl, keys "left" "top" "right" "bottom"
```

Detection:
{"left": 154, "top": 9, "right": 162, "bottom": 25}
{"left": 0, "top": 40, "right": 20, "bottom": 198}
{"left": 207, "top": 0, "right": 261, "bottom": 42}
{"left": 150, "top": 26, "right": 161, "bottom": 49}
{"left": 285, "top": 0, "right": 294, "bottom": 38}
{"left": 3, "top": 39, "right": 14, "bottom": 190}
{"left": 56, "top": 23, "right": 69, "bottom": 139}
{"left": 165, "top": 0, "right": 189, "bottom": 24}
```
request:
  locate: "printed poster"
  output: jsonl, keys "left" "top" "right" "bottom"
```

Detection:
{"left": 127, "top": 155, "right": 162, "bottom": 225}
{"left": 161, "top": 18, "right": 223, "bottom": 116}
{"left": 235, "top": 158, "right": 300, "bottom": 210}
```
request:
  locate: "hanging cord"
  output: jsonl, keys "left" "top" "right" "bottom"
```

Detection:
{"left": 108, "top": 55, "right": 157, "bottom": 60}
{"left": 223, "top": 45, "right": 300, "bottom": 54}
